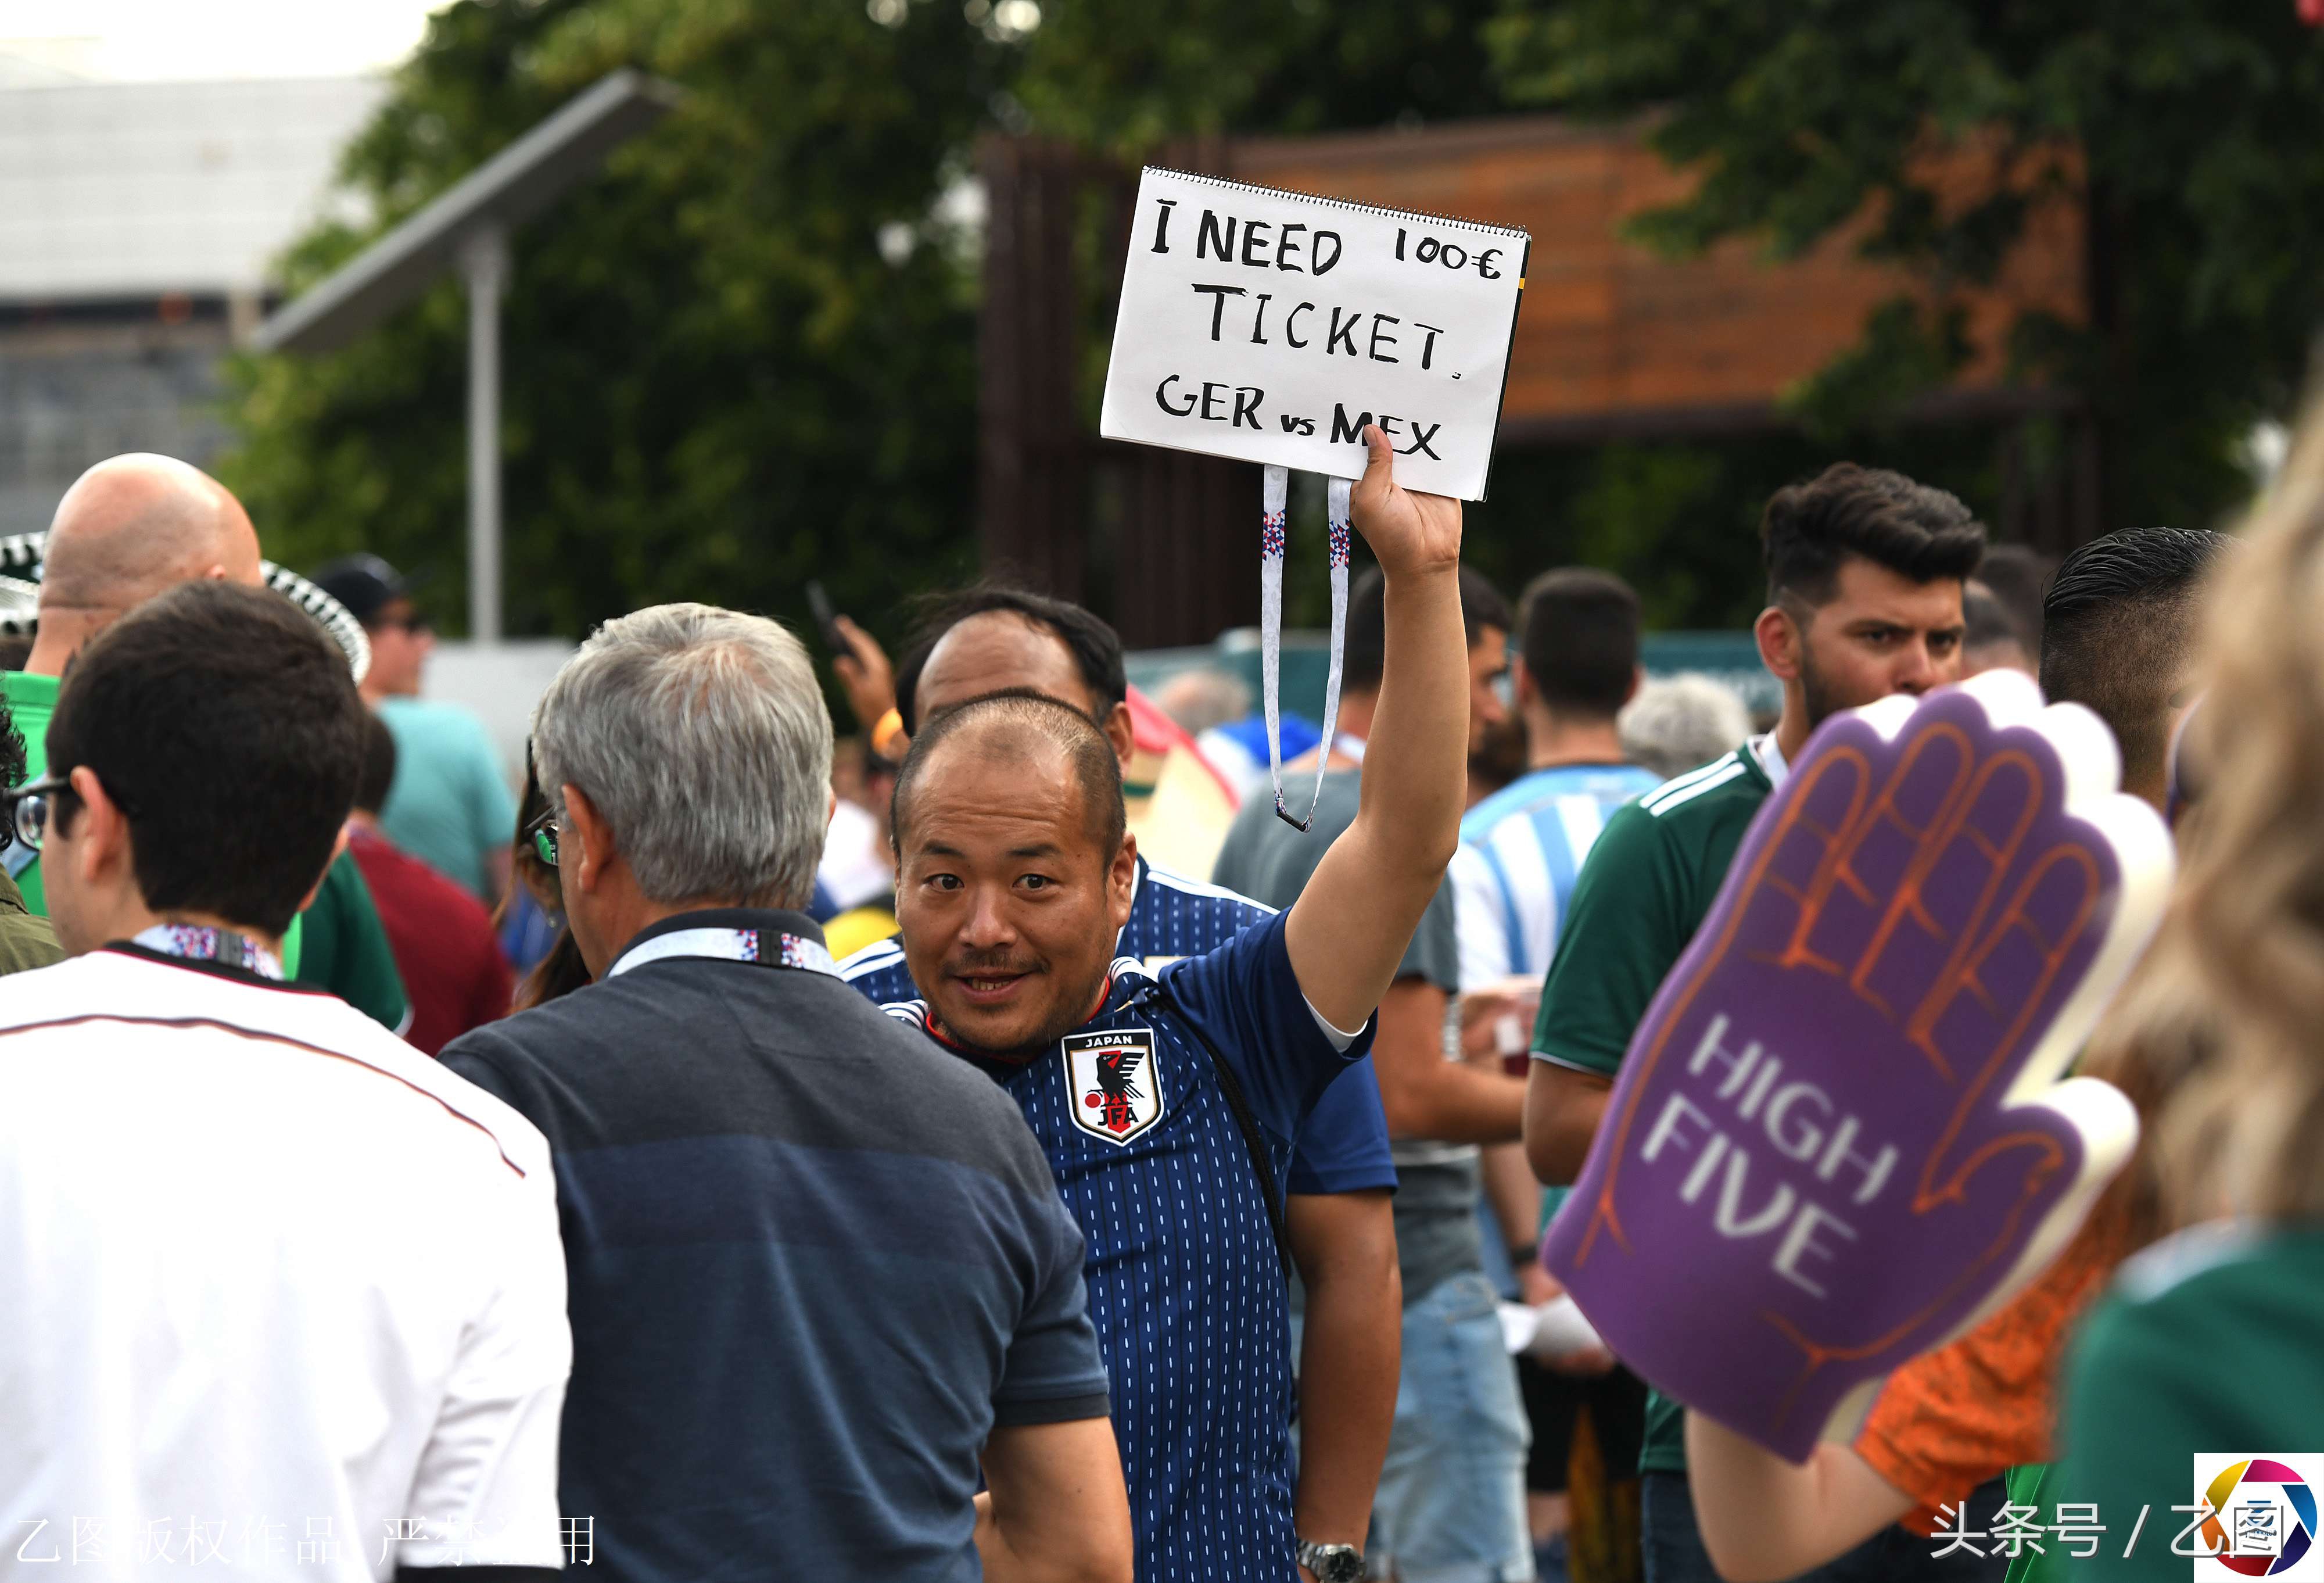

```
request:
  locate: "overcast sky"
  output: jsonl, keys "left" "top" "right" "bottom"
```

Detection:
{"left": 0, "top": 0, "right": 440, "bottom": 81}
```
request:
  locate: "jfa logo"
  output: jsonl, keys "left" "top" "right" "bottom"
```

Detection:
{"left": 1063, "top": 1030, "right": 1163, "bottom": 1146}
{"left": 2189, "top": 1457, "right": 2324, "bottom": 1577}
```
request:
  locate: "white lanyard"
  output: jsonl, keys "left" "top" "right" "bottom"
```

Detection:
{"left": 132, "top": 923, "right": 284, "bottom": 980}
{"left": 1260, "top": 465, "right": 1352, "bottom": 831}
{"left": 606, "top": 926, "right": 836, "bottom": 980}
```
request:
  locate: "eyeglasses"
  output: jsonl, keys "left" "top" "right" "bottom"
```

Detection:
{"left": 523, "top": 805, "right": 560, "bottom": 869}
{"left": 374, "top": 615, "right": 432, "bottom": 636}
{"left": 0, "top": 772, "right": 126, "bottom": 853}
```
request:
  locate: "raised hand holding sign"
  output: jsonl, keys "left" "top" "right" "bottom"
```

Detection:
{"left": 1543, "top": 670, "right": 2172, "bottom": 1462}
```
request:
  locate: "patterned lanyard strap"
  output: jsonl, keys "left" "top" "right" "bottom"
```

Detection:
{"left": 133, "top": 923, "right": 284, "bottom": 981}
{"left": 1259, "top": 464, "right": 1353, "bottom": 832}
{"left": 605, "top": 926, "right": 837, "bottom": 980}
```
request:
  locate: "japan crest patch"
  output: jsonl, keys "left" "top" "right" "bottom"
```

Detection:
{"left": 1063, "top": 1029, "right": 1164, "bottom": 1146}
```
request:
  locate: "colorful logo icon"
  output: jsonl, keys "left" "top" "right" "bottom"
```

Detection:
{"left": 2204, "top": 1459, "right": 2319, "bottom": 1576}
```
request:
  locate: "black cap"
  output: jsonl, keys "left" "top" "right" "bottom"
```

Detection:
{"left": 312, "top": 554, "right": 408, "bottom": 628}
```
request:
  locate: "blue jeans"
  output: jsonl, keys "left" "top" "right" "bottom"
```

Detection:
{"left": 1641, "top": 1470, "right": 2009, "bottom": 1583}
{"left": 1372, "top": 1272, "right": 1535, "bottom": 1583}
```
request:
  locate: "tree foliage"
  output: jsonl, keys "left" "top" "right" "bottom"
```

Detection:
{"left": 223, "top": 0, "right": 2324, "bottom": 653}
{"left": 221, "top": 0, "right": 1519, "bottom": 647}
{"left": 222, "top": 0, "right": 1010, "bottom": 642}
{"left": 1487, "top": 0, "right": 2324, "bottom": 535}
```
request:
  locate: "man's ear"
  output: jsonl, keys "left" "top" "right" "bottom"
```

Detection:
{"left": 1102, "top": 701, "right": 1137, "bottom": 777}
{"left": 1755, "top": 604, "right": 1804, "bottom": 684}
{"left": 64, "top": 765, "right": 128, "bottom": 887}
{"left": 1110, "top": 830, "right": 1139, "bottom": 927}
{"left": 1512, "top": 656, "right": 1541, "bottom": 711}
{"left": 563, "top": 783, "right": 616, "bottom": 896}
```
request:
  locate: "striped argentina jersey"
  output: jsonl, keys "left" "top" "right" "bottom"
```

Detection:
{"left": 840, "top": 857, "right": 1396, "bottom": 1197}
{"left": 873, "top": 909, "right": 1372, "bottom": 1582}
{"left": 1450, "top": 760, "right": 1665, "bottom": 990}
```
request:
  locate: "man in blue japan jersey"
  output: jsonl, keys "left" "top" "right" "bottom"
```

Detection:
{"left": 873, "top": 427, "right": 1469, "bottom": 1583}
{"left": 840, "top": 582, "right": 1398, "bottom": 1562}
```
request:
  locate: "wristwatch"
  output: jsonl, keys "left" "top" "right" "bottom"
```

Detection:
{"left": 1295, "top": 1538, "right": 1365, "bottom": 1582}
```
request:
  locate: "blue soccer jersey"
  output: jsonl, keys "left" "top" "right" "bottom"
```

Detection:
{"left": 840, "top": 857, "right": 1395, "bottom": 1195}
{"left": 870, "top": 909, "right": 1373, "bottom": 1583}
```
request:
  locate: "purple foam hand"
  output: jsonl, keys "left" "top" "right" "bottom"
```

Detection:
{"left": 1543, "top": 671, "right": 2172, "bottom": 1463}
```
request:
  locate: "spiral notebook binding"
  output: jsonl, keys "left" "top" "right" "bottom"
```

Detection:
{"left": 1142, "top": 166, "right": 1531, "bottom": 245}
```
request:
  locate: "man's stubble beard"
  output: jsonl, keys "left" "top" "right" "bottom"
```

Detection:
{"left": 1798, "top": 640, "right": 1845, "bottom": 732}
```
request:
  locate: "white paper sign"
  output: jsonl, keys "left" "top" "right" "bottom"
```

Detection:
{"left": 1099, "top": 167, "right": 1529, "bottom": 500}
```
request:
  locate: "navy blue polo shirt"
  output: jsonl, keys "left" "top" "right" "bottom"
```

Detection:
{"left": 842, "top": 857, "right": 1397, "bottom": 1196}
{"left": 440, "top": 908, "right": 1107, "bottom": 1583}
{"left": 875, "top": 908, "right": 1372, "bottom": 1583}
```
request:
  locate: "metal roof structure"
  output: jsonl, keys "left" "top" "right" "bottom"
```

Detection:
{"left": 252, "top": 69, "right": 679, "bottom": 355}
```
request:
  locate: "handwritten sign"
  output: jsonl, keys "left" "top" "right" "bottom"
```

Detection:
{"left": 1099, "top": 167, "right": 1529, "bottom": 500}
{"left": 1543, "top": 671, "right": 2172, "bottom": 1462}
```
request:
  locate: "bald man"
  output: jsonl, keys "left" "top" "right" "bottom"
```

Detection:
{"left": 26, "top": 454, "right": 264, "bottom": 679}
{"left": 3, "top": 457, "right": 410, "bottom": 1035}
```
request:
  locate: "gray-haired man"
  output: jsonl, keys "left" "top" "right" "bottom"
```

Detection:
{"left": 440, "top": 603, "right": 1132, "bottom": 1583}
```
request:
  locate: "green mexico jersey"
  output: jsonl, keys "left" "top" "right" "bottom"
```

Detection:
{"left": 2060, "top": 1224, "right": 2324, "bottom": 1581}
{"left": 1530, "top": 737, "right": 1778, "bottom": 1475}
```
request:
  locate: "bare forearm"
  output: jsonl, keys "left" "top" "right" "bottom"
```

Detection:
{"left": 1479, "top": 1142, "right": 1543, "bottom": 1252}
{"left": 1381, "top": 1061, "right": 1529, "bottom": 1144}
{"left": 1683, "top": 1413, "right": 1911, "bottom": 1583}
{"left": 1287, "top": 428, "right": 1468, "bottom": 1031}
{"left": 1355, "top": 561, "right": 1470, "bottom": 878}
{"left": 1374, "top": 982, "right": 1527, "bottom": 1144}
{"left": 1289, "top": 1197, "right": 1400, "bottom": 1548}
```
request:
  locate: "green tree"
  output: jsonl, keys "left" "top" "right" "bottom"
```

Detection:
{"left": 1486, "top": 0, "right": 2324, "bottom": 536}
{"left": 223, "top": 0, "right": 1526, "bottom": 651}
{"left": 1010, "top": 0, "right": 1508, "bottom": 151}
{"left": 222, "top": 0, "right": 1012, "bottom": 643}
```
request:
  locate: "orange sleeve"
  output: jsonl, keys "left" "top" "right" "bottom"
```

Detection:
{"left": 1853, "top": 1210, "right": 2130, "bottom": 1535}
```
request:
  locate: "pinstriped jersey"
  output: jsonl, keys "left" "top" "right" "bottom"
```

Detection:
{"left": 876, "top": 911, "right": 1370, "bottom": 1583}
{"left": 1450, "top": 761, "right": 1664, "bottom": 990}
{"left": 840, "top": 858, "right": 1396, "bottom": 1197}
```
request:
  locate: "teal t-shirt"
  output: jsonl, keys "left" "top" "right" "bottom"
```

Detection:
{"left": 376, "top": 696, "right": 517, "bottom": 898}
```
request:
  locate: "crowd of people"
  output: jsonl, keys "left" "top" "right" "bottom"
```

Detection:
{"left": 0, "top": 397, "right": 2315, "bottom": 1583}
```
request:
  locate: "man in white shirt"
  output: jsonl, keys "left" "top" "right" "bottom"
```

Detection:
{"left": 0, "top": 580, "right": 569, "bottom": 1582}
